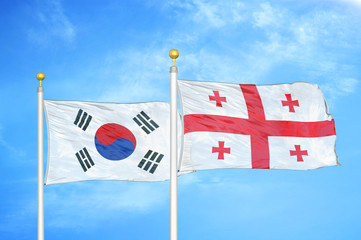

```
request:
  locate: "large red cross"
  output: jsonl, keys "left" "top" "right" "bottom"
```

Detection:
{"left": 184, "top": 85, "right": 336, "bottom": 169}
{"left": 290, "top": 145, "right": 308, "bottom": 162}
{"left": 209, "top": 90, "right": 227, "bottom": 107}
{"left": 212, "top": 141, "right": 231, "bottom": 160}
{"left": 282, "top": 94, "right": 299, "bottom": 112}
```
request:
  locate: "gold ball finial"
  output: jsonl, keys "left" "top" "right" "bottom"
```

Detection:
{"left": 37, "top": 72, "right": 45, "bottom": 86}
{"left": 169, "top": 49, "right": 179, "bottom": 59}
{"left": 169, "top": 49, "right": 179, "bottom": 66}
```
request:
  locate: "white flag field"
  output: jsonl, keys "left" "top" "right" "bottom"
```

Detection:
{"left": 44, "top": 100, "right": 184, "bottom": 185}
{"left": 177, "top": 79, "right": 339, "bottom": 172}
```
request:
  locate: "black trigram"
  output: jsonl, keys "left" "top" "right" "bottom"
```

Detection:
{"left": 75, "top": 147, "right": 95, "bottom": 172}
{"left": 133, "top": 111, "right": 159, "bottom": 134}
{"left": 138, "top": 150, "right": 164, "bottom": 174}
{"left": 74, "top": 109, "right": 92, "bottom": 131}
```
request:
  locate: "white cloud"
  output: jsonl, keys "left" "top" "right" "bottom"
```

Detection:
{"left": 338, "top": 78, "right": 358, "bottom": 93}
{"left": 0, "top": 180, "right": 168, "bottom": 232}
{"left": 319, "top": 77, "right": 359, "bottom": 109}
{"left": 253, "top": 2, "right": 283, "bottom": 28}
{"left": 0, "top": 126, "right": 26, "bottom": 159}
{"left": 178, "top": 171, "right": 298, "bottom": 221}
{"left": 178, "top": 172, "right": 202, "bottom": 187}
{"left": 192, "top": 0, "right": 245, "bottom": 27}
{"left": 95, "top": 47, "right": 171, "bottom": 103}
{"left": 45, "top": 181, "right": 169, "bottom": 228}
{"left": 27, "top": 0, "right": 75, "bottom": 45}
{"left": 333, "top": 0, "right": 361, "bottom": 7}
{"left": 0, "top": 190, "right": 37, "bottom": 236}
{"left": 42, "top": 1, "right": 360, "bottom": 108}
{"left": 323, "top": 77, "right": 358, "bottom": 96}
{"left": 164, "top": 0, "right": 246, "bottom": 28}
{"left": 241, "top": 2, "right": 361, "bottom": 89}
{"left": 170, "top": 1, "right": 360, "bottom": 107}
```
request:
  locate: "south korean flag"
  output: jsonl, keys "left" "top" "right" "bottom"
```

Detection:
{"left": 44, "top": 100, "right": 180, "bottom": 185}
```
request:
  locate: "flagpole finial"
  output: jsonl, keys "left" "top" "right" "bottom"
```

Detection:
{"left": 36, "top": 72, "right": 45, "bottom": 87}
{"left": 169, "top": 49, "right": 179, "bottom": 66}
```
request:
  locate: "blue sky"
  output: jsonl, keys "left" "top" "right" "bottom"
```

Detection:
{"left": 1, "top": 0, "right": 361, "bottom": 239}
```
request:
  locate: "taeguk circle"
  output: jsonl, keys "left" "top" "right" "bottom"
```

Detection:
{"left": 94, "top": 123, "right": 136, "bottom": 161}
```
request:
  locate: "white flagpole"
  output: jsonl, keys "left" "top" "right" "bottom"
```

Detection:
{"left": 37, "top": 72, "right": 45, "bottom": 240}
{"left": 169, "top": 49, "right": 179, "bottom": 240}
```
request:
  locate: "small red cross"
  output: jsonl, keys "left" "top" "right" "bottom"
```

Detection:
{"left": 290, "top": 145, "right": 308, "bottom": 162}
{"left": 209, "top": 90, "right": 227, "bottom": 107}
{"left": 282, "top": 94, "right": 299, "bottom": 112}
{"left": 212, "top": 141, "right": 231, "bottom": 160}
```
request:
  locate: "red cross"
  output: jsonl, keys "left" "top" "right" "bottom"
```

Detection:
{"left": 184, "top": 85, "right": 336, "bottom": 169}
{"left": 282, "top": 94, "right": 299, "bottom": 112}
{"left": 212, "top": 141, "right": 231, "bottom": 160}
{"left": 290, "top": 145, "right": 308, "bottom": 162}
{"left": 209, "top": 90, "right": 227, "bottom": 107}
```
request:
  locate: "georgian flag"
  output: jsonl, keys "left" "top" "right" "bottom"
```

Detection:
{"left": 177, "top": 79, "right": 339, "bottom": 171}
{"left": 44, "top": 100, "right": 182, "bottom": 185}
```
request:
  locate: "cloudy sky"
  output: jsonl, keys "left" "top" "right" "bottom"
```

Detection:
{"left": 1, "top": 0, "right": 361, "bottom": 239}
